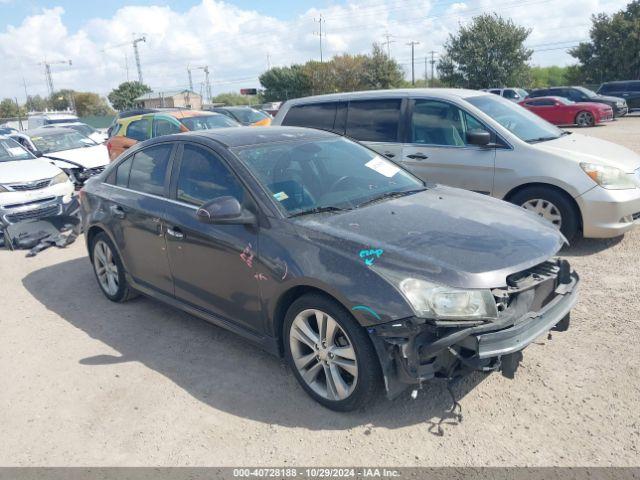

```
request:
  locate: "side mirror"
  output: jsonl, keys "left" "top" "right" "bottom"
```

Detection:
{"left": 196, "top": 196, "right": 256, "bottom": 225}
{"left": 466, "top": 130, "right": 491, "bottom": 146}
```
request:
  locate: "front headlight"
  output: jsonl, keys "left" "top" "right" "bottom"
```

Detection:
{"left": 580, "top": 162, "right": 637, "bottom": 190}
{"left": 399, "top": 278, "right": 498, "bottom": 321}
{"left": 49, "top": 172, "right": 70, "bottom": 186}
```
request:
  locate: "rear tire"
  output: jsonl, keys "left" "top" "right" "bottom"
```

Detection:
{"left": 283, "top": 293, "right": 381, "bottom": 411}
{"left": 90, "top": 232, "right": 137, "bottom": 302}
{"left": 509, "top": 186, "right": 579, "bottom": 242}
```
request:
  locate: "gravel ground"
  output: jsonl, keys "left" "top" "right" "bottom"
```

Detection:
{"left": 1, "top": 116, "right": 639, "bottom": 467}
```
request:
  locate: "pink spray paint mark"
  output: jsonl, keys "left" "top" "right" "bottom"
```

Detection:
{"left": 240, "top": 243, "right": 255, "bottom": 268}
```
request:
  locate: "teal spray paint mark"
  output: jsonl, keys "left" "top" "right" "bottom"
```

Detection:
{"left": 352, "top": 305, "right": 381, "bottom": 321}
{"left": 359, "top": 248, "right": 384, "bottom": 266}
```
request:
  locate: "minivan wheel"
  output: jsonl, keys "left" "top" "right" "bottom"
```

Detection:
{"left": 575, "top": 111, "right": 595, "bottom": 127}
{"left": 91, "top": 232, "right": 137, "bottom": 302}
{"left": 284, "top": 294, "right": 381, "bottom": 411}
{"left": 510, "top": 187, "right": 579, "bottom": 242}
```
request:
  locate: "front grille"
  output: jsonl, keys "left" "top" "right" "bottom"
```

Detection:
{"left": 506, "top": 260, "right": 559, "bottom": 290}
{"left": 7, "top": 179, "right": 51, "bottom": 191}
{"left": 5, "top": 204, "right": 60, "bottom": 223}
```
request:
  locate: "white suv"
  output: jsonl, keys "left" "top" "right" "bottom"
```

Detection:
{"left": 0, "top": 137, "right": 74, "bottom": 226}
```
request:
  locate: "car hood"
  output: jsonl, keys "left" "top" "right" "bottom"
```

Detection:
{"left": 293, "top": 185, "right": 564, "bottom": 289}
{"left": 534, "top": 133, "right": 640, "bottom": 172}
{"left": 44, "top": 144, "right": 110, "bottom": 169}
{"left": 594, "top": 94, "right": 625, "bottom": 103}
{"left": 0, "top": 159, "right": 62, "bottom": 183}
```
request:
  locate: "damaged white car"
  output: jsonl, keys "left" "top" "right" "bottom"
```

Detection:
{"left": 0, "top": 136, "right": 74, "bottom": 227}
{"left": 10, "top": 127, "right": 110, "bottom": 187}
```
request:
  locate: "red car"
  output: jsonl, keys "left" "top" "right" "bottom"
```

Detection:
{"left": 519, "top": 96, "right": 613, "bottom": 127}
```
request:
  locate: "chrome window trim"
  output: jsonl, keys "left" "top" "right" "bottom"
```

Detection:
{"left": 104, "top": 183, "right": 198, "bottom": 210}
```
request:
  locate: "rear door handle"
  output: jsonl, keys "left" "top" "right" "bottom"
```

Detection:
{"left": 110, "top": 205, "right": 126, "bottom": 218}
{"left": 406, "top": 152, "right": 429, "bottom": 160}
{"left": 166, "top": 226, "right": 184, "bottom": 239}
{"left": 383, "top": 151, "right": 395, "bottom": 158}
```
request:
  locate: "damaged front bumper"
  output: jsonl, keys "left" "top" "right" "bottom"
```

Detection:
{"left": 368, "top": 260, "right": 580, "bottom": 399}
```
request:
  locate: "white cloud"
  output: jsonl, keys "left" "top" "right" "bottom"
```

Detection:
{"left": 0, "top": 0, "right": 629, "bottom": 101}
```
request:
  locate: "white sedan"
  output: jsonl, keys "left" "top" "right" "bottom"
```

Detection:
{"left": 0, "top": 136, "right": 74, "bottom": 226}
{"left": 10, "top": 127, "right": 110, "bottom": 186}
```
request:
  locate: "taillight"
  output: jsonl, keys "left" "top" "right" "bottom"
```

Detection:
{"left": 78, "top": 188, "right": 86, "bottom": 205}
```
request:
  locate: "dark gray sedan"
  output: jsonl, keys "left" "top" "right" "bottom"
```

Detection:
{"left": 80, "top": 127, "right": 579, "bottom": 411}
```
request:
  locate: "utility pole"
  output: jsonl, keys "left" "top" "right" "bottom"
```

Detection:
{"left": 132, "top": 36, "right": 146, "bottom": 84}
{"left": 406, "top": 41, "right": 420, "bottom": 86}
{"left": 424, "top": 57, "right": 427, "bottom": 85}
{"left": 266, "top": 52, "right": 271, "bottom": 70}
{"left": 189, "top": 65, "right": 212, "bottom": 103}
{"left": 428, "top": 50, "right": 437, "bottom": 87}
{"left": 39, "top": 59, "right": 72, "bottom": 96}
{"left": 22, "top": 77, "right": 29, "bottom": 104}
{"left": 382, "top": 32, "right": 395, "bottom": 57}
{"left": 314, "top": 14, "right": 325, "bottom": 62}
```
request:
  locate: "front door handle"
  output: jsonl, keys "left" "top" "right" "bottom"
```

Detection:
{"left": 166, "top": 226, "right": 184, "bottom": 239}
{"left": 406, "top": 152, "right": 429, "bottom": 160}
{"left": 383, "top": 151, "right": 395, "bottom": 158}
{"left": 110, "top": 205, "right": 126, "bottom": 218}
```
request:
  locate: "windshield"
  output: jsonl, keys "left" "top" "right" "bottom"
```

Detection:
{"left": 30, "top": 130, "right": 98, "bottom": 154}
{"left": 67, "top": 124, "right": 96, "bottom": 136}
{"left": 233, "top": 137, "right": 425, "bottom": 216}
{"left": 0, "top": 138, "right": 35, "bottom": 162}
{"left": 180, "top": 114, "right": 239, "bottom": 130}
{"left": 575, "top": 86, "right": 598, "bottom": 98}
{"left": 227, "top": 108, "right": 269, "bottom": 124}
{"left": 516, "top": 89, "right": 529, "bottom": 98}
{"left": 467, "top": 94, "right": 564, "bottom": 143}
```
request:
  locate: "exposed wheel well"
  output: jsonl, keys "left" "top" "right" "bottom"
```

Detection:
{"left": 503, "top": 183, "right": 583, "bottom": 231}
{"left": 85, "top": 226, "right": 106, "bottom": 260}
{"left": 272, "top": 285, "right": 347, "bottom": 357}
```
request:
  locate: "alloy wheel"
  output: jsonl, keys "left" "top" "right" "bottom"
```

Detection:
{"left": 93, "top": 240, "right": 119, "bottom": 296}
{"left": 522, "top": 198, "right": 563, "bottom": 229}
{"left": 289, "top": 309, "right": 358, "bottom": 401}
{"left": 576, "top": 111, "right": 594, "bottom": 127}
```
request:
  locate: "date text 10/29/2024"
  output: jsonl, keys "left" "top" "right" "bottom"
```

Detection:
{"left": 233, "top": 468, "right": 401, "bottom": 478}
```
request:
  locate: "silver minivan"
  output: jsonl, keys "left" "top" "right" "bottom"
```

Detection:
{"left": 273, "top": 89, "right": 640, "bottom": 240}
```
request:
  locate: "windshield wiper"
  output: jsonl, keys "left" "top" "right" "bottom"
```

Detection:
{"left": 355, "top": 188, "right": 426, "bottom": 209}
{"left": 526, "top": 136, "right": 560, "bottom": 144}
{"left": 289, "top": 205, "right": 348, "bottom": 218}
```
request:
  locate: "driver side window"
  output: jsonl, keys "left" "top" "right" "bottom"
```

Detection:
{"left": 176, "top": 144, "right": 244, "bottom": 206}
{"left": 411, "top": 100, "right": 488, "bottom": 146}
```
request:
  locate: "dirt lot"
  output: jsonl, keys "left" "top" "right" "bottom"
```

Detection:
{"left": 1, "top": 116, "right": 639, "bottom": 467}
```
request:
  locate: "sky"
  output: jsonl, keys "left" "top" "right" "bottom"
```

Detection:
{"left": 0, "top": 0, "right": 629, "bottom": 102}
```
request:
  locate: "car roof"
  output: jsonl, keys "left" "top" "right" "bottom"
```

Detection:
{"left": 282, "top": 88, "right": 488, "bottom": 106}
{"left": 181, "top": 126, "right": 336, "bottom": 148}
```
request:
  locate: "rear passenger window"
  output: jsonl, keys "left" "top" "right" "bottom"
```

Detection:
{"left": 346, "top": 99, "right": 401, "bottom": 142}
{"left": 126, "top": 119, "right": 150, "bottom": 142}
{"left": 176, "top": 144, "right": 244, "bottom": 206}
{"left": 127, "top": 144, "right": 172, "bottom": 196}
{"left": 115, "top": 157, "right": 133, "bottom": 187}
{"left": 629, "top": 82, "right": 640, "bottom": 92}
{"left": 282, "top": 103, "right": 340, "bottom": 132}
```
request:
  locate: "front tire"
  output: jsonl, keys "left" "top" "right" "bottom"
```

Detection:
{"left": 284, "top": 294, "right": 381, "bottom": 411}
{"left": 575, "top": 110, "right": 595, "bottom": 127}
{"left": 510, "top": 187, "right": 579, "bottom": 242}
{"left": 91, "top": 232, "right": 137, "bottom": 302}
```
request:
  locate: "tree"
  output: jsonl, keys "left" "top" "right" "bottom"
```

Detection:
{"left": 108, "top": 81, "right": 152, "bottom": 111}
{"left": 437, "top": 14, "right": 532, "bottom": 88}
{"left": 49, "top": 89, "right": 75, "bottom": 111}
{"left": 73, "top": 92, "right": 114, "bottom": 116}
{"left": 211, "top": 92, "right": 260, "bottom": 106}
{"left": 529, "top": 66, "right": 571, "bottom": 88}
{"left": 25, "top": 95, "right": 48, "bottom": 112}
{"left": 569, "top": 0, "right": 640, "bottom": 83}
{"left": 362, "top": 43, "right": 404, "bottom": 89}
{"left": 0, "top": 98, "right": 22, "bottom": 118}
{"left": 259, "top": 65, "right": 311, "bottom": 101}
{"left": 331, "top": 53, "right": 368, "bottom": 92}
